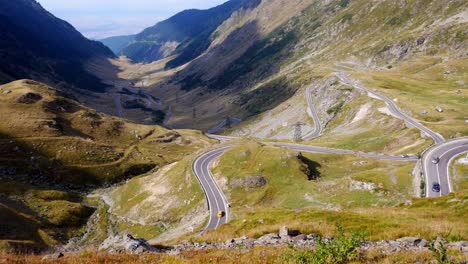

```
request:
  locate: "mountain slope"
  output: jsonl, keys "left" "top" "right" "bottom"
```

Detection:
{"left": 0, "top": 0, "right": 115, "bottom": 92}
{"left": 99, "top": 35, "right": 136, "bottom": 54}
{"left": 0, "top": 79, "right": 212, "bottom": 252}
{"left": 118, "top": 0, "right": 261, "bottom": 65}
{"left": 116, "top": 0, "right": 466, "bottom": 134}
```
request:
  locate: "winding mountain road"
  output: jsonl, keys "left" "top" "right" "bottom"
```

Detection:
{"left": 422, "top": 138, "right": 468, "bottom": 197}
{"left": 193, "top": 73, "right": 464, "bottom": 231}
{"left": 303, "top": 84, "right": 323, "bottom": 140}
{"left": 192, "top": 146, "right": 232, "bottom": 230}
{"left": 336, "top": 72, "right": 445, "bottom": 144}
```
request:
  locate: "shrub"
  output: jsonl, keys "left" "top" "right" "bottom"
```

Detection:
{"left": 327, "top": 101, "right": 345, "bottom": 115}
{"left": 282, "top": 225, "right": 366, "bottom": 264}
{"left": 429, "top": 241, "right": 453, "bottom": 264}
{"left": 339, "top": 0, "right": 351, "bottom": 8}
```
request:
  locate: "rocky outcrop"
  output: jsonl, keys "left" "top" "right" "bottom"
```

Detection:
{"left": 99, "top": 234, "right": 156, "bottom": 254}
{"left": 87, "top": 228, "right": 468, "bottom": 257}
{"left": 164, "top": 229, "right": 467, "bottom": 256}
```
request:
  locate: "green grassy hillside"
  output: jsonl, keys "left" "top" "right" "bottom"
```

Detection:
{"left": 0, "top": 80, "right": 212, "bottom": 252}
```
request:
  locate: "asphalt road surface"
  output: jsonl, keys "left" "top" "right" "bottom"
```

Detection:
{"left": 193, "top": 143, "right": 417, "bottom": 231}
{"left": 196, "top": 76, "right": 464, "bottom": 231}
{"left": 303, "top": 84, "right": 323, "bottom": 140}
{"left": 192, "top": 146, "right": 232, "bottom": 231}
{"left": 422, "top": 138, "right": 468, "bottom": 197}
{"left": 336, "top": 72, "right": 445, "bottom": 144}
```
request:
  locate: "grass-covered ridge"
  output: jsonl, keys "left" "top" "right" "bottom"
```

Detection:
{"left": 0, "top": 80, "right": 212, "bottom": 252}
{"left": 213, "top": 141, "right": 416, "bottom": 212}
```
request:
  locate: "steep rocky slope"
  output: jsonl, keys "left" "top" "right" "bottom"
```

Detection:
{"left": 0, "top": 0, "right": 114, "bottom": 92}
{"left": 115, "top": 0, "right": 466, "bottom": 137}
{"left": 115, "top": 0, "right": 261, "bottom": 65}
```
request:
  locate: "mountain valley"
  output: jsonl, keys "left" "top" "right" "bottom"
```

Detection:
{"left": 0, "top": 0, "right": 467, "bottom": 263}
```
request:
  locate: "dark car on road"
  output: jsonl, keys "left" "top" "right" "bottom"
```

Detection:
{"left": 432, "top": 182, "right": 441, "bottom": 192}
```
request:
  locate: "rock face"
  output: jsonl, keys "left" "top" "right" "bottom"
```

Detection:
{"left": 99, "top": 234, "right": 156, "bottom": 254}
{"left": 16, "top": 92, "right": 42, "bottom": 104}
{"left": 231, "top": 175, "right": 267, "bottom": 189}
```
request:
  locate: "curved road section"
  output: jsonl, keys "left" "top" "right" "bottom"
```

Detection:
{"left": 422, "top": 138, "right": 468, "bottom": 197}
{"left": 192, "top": 146, "right": 232, "bottom": 231}
{"left": 336, "top": 72, "right": 445, "bottom": 144}
{"left": 303, "top": 84, "right": 323, "bottom": 140}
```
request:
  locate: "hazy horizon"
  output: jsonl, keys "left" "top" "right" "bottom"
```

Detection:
{"left": 37, "top": 0, "right": 228, "bottom": 39}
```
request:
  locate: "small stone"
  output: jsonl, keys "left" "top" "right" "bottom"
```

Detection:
{"left": 2, "top": 90, "right": 12, "bottom": 95}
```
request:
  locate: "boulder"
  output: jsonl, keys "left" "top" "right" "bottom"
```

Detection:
{"left": 2, "top": 90, "right": 12, "bottom": 95}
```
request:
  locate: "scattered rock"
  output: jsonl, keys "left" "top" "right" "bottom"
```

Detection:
{"left": 257, "top": 233, "right": 281, "bottom": 245}
{"left": 99, "top": 234, "right": 156, "bottom": 254}
{"left": 16, "top": 92, "right": 43, "bottom": 104}
{"left": 447, "top": 241, "right": 468, "bottom": 253}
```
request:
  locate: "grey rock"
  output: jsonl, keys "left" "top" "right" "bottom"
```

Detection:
{"left": 292, "top": 234, "right": 308, "bottom": 241}
{"left": 2, "top": 90, "right": 11, "bottom": 95}
{"left": 279, "top": 226, "right": 289, "bottom": 238}
{"left": 256, "top": 233, "right": 281, "bottom": 245}
{"left": 99, "top": 234, "right": 155, "bottom": 254}
{"left": 396, "top": 237, "right": 423, "bottom": 246}
{"left": 416, "top": 239, "right": 428, "bottom": 247}
{"left": 447, "top": 241, "right": 468, "bottom": 253}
